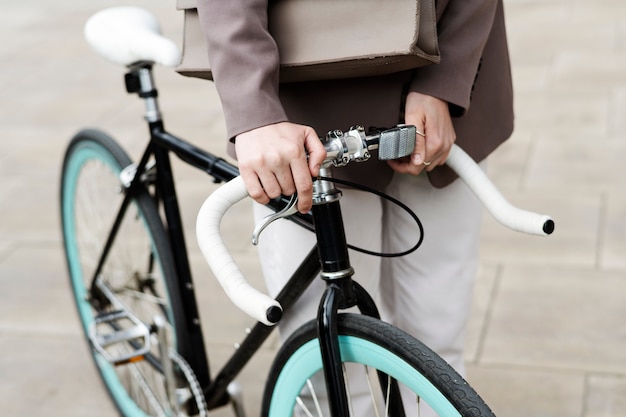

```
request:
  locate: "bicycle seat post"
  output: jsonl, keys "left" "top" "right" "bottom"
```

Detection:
{"left": 124, "top": 63, "right": 163, "bottom": 124}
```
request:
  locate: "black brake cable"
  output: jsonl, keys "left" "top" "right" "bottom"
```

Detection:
{"left": 317, "top": 175, "right": 424, "bottom": 258}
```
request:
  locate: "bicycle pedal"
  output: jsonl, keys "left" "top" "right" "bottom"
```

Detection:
{"left": 90, "top": 309, "right": 152, "bottom": 366}
{"left": 89, "top": 278, "right": 152, "bottom": 366}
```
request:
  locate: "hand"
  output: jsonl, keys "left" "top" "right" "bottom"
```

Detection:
{"left": 235, "top": 122, "right": 327, "bottom": 213}
{"left": 387, "top": 92, "right": 456, "bottom": 176}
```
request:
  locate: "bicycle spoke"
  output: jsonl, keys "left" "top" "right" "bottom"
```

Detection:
{"left": 417, "top": 396, "right": 422, "bottom": 417}
{"left": 385, "top": 378, "right": 391, "bottom": 417}
{"left": 127, "top": 362, "right": 167, "bottom": 417}
{"left": 296, "top": 396, "right": 316, "bottom": 417}
{"left": 120, "top": 286, "right": 166, "bottom": 306}
{"left": 343, "top": 363, "right": 356, "bottom": 417}
{"left": 296, "top": 378, "right": 323, "bottom": 417}
{"left": 363, "top": 365, "right": 381, "bottom": 417}
{"left": 307, "top": 378, "right": 324, "bottom": 417}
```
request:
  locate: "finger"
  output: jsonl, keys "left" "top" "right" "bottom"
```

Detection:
{"left": 423, "top": 152, "right": 447, "bottom": 172}
{"left": 273, "top": 165, "right": 298, "bottom": 197}
{"left": 239, "top": 169, "right": 270, "bottom": 205}
{"left": 410, "top": 128, "right": 426, "bottom": 166}
{"left": 387, "top": 157, "right": 425, "bottom": 176}
{"left": 423, "top": 135, "right": 454, "bottom": 172}
{"left": 304, "top": 128, "right": 327, "bottom": 177}
{"left": 291, "top": 162, "right": 314, "bottom": 213}
{"left": 256, "top": 169, "right": 282, "bottom": 200}
{"left": 289, "top": 128, "right": 324, "bottom": 213}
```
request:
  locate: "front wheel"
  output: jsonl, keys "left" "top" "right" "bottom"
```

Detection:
{"left": 262, "top": 314, "right": 494, "bottom": 417}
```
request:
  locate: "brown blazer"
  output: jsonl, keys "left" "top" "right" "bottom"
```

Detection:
{"left": 196, "top": 0, "right": 513, "bottom": 189}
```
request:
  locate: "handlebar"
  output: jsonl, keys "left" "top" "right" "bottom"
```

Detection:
{"left": 196, "top": 175, "right": 283, "bottom": 326}
{"left": 446, "top": 145, "right": 555, "bottom": 235}
{"left": 196, "top": 127, "right": 554, "bottom": 326}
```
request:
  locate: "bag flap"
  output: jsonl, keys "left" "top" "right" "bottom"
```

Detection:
{"left": 177, "top": 0, "right": 440, "bottom": 82}
{"left": 177, "top": 0, "right": 197, "bottom": 11}
{"left": 269, "top": 0, "right": 420, "bottom": 65}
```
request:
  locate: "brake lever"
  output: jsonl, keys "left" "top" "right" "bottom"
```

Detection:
{"left": 252, "top": 193, "right": 299, "bottom": 245}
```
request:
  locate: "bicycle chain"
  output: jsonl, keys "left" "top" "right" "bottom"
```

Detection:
{"left": 168, "top": 348, "right": 209, "bottom": 417}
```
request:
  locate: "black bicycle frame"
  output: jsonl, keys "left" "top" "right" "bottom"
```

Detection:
{"left": 154, "top": 123, "right": 396, "bottom": 416}
{"left": 92, "top": 64, "right": 403, "bottom": 417}
{"left": 150, "top": 121, "right": 329, "bottom": 409}
{"left": 86, "top": 114, "right": 321, "bottom": 404}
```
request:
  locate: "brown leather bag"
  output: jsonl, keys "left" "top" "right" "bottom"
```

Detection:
{"left": 176, "top": 0, "right": 440, "bottom": 83}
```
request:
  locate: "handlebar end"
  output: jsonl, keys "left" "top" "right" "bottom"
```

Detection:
{"left": 543, "top": 219, "right": 555, "bottom": 235}
{"left": 266, "top": 305, "right": 283, "bottom": 324}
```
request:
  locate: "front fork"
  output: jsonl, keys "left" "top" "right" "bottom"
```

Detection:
{"left": 311, "top": 168, "right": 364, "bottom": 417}
{"left": 312, "top": 168, "right": 404, "bottom": 417}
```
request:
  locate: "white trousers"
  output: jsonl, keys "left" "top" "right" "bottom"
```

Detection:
{"left": 253, "top": 169, "right": 484, "bottom": 414}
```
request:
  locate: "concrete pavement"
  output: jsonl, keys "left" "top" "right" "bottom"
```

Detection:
{"left": 1, "top": 0, "right": 626, "bottom": 416}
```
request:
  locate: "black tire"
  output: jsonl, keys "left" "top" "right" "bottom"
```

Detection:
{"left": 60, "top": 129, "right": 195, "bottom": 416}
{"left": 262, "top": 313, "right": 494, "bottom": 417}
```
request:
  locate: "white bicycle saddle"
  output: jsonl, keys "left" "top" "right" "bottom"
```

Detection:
{"left": 84, "top": 7, "right": 181, "bottom": 67}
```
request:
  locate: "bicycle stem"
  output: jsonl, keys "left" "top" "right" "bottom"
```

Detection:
{"left": 321, "top": 125, "right": 416, "bottom": 169}
{"left": 312, "top": 124, "right": 416, "bottom": 206}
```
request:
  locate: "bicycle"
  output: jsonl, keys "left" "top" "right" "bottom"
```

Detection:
{"left": 60, "top": 7, "right": 555, "bottom": 417}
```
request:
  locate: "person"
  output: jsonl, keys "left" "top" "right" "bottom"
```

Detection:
{"left": 196, "top": 0, "right": 513, "bottom": 413}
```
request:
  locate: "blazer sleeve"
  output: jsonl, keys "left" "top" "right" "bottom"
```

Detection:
{"left": 196, "top": 0, "right": 288, "bottom": 139}
{"left": 409, "top": 0, "right": 499, "bottom": 116}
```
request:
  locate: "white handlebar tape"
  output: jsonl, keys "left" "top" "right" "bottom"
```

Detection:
{"left": 446, "top": 145, "right": 554, "bottom": 236}
{"left": 197, "top": 146, "right": 553, "bottom": 324}
{"left": 196, "top": 176, "right": 283, "bottom": 326}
